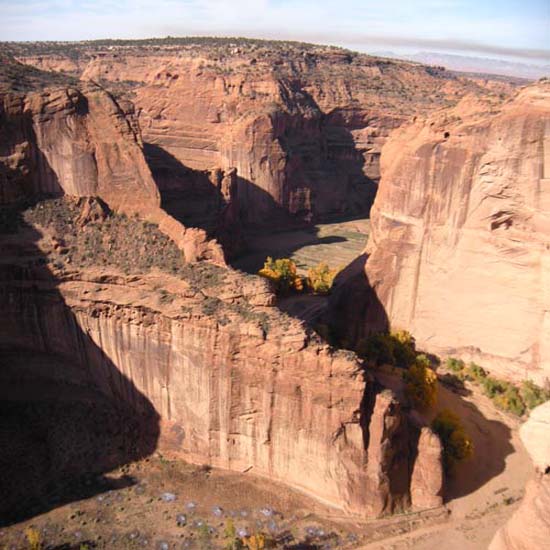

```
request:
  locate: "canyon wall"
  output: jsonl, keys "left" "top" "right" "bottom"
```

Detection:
{"left": 16, "top": 41, "right": 490, "bottom": 225}
{"left": 0, "top": 59, "right": 443, "bottom": 520}
{"left": 0, "top": 258, "right": 440, "bottom": 519}
{"left": 358, "top": 82, "right": 550, "bottom": 384}
{"left": 0, "top": 71, "right": 223, "bottom": 262}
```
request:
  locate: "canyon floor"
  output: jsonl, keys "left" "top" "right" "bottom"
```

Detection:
{"left": 0, "top": 371, "right": 530, "bottom": 550}
{"left": 232, "top": 218, "right": 370, "bottom": 275}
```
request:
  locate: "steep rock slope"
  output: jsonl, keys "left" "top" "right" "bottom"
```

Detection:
{"left": 357, "top": 82, "right": 550, "bottom": 383}
{"left": 0, "top": 198, "right": 441, "bottom": 521}
{"left": 0, "top": 58, "right": 443, "bottom": 521}
{"left": 13, "top": 39, "right": 492, "bottom": 226}
{"left": 0, "top": 60, "right": 223, "bottom": 262}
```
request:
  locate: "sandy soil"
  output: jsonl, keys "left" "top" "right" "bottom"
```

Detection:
{"left": 231, "top": 218, "right": 370, "bottom": 275}
{"left": 362, "top": 369, "right": 533, "bottom": 549}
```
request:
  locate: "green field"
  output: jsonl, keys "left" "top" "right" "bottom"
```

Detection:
{"left": 232, "top": 218, "right": 370, "bottom": 275}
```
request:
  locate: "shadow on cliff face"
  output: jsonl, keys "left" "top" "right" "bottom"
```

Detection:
{"left": 326, "top": 253, "right": 516, "bottom": 505}
{"left": 328, "top": 253, "right": 389, "bottom": 344}
{"left": 143, "top": 128, "right": 375, "bottom": 264}
{"left": 0, "top": 200, "right": 160, "bottom": 527}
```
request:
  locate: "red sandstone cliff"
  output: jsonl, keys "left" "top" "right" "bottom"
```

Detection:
{"left": 489, "top": 401, "right": 550, "bottom": 550}
{"left": 14, "top": 40, "right": 494, "bottom": 227}
{"left": 0, "top": 59, "right": 223, "bottom": 262}
{"left": 0, "top": 59, "right": 443, "bottom": 520}
{"left": 356, "top": 82, "right": 550, "bottom": 384}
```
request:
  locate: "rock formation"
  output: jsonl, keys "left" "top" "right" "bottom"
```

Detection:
{"left": 489, "top": 401, "right": 550, "bottom": 550}
{"left": 12, "top": 39, "right": 494, "bottom": 228}
{"left": 0, "top": 59, "right": 443, "bottom": 522}
{"left": 342, "top": 82, "right": 550, "bottom": 384}
{"left": 0, "top": 59, "right": 224, "bottom": 263}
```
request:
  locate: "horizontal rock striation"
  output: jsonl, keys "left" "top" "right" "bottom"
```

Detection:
{"left": 0, "top": 256, "right": 438, "bottom": 520}
{"left": 0, "top": 58, "right": 443, "bottom": 521}
{"left": 357, "top": 83, "right": 550, "bottom": 383}
{"left": 0, "top": 66, "right": 224, "bottom": 262}
{"left": 15, "top": 40, "right": 493, "bottom": 225}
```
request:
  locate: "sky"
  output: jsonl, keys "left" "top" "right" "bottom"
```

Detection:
{"left": 0, "top": 0, "right": 549, "bottom": 64}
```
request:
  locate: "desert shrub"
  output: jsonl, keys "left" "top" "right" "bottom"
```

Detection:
{"left": 465, "top": 362, "right": 487, "bottom": 383}
{"left": 258, "top": 257, "right": 304, "bottom": 294}
{"left": 202, "top": 296, "right": 222, "bottom": 316}
{"left": 403, "top": 360, "right": 438, "bottom": 410}
{"left": 480, "top": 376, "right": 508, "bottom": 399}
{"left": 224, "top": 518, "right": 244, "bottom": 550}
{"left": 242, "top": 533, "right": 273, "bottom": 550}
{"left": 446, "top": 357, "right": 465, "bottom": 373}
{"left": 306, "top": 262, "right": 339, "bottom": 294}
{"left": 432, "top": 409, "right": 473, "bottom": 472}
{"left": 391, "top": 330, "right": 417, "bottom": 367}
{"left": 493, "top": 385, "right": 526, "bottom": 416}
{"left": 25, "top": 527, "right": 42, "bottom": 550}
{"left": 520, "top": 380, "right": 550, "bottom": 410}
{"left": 357, "top": 330, "right": 416, "bottom": 368}
{"left": 356, "top": 333, "right": 395, "bottom": 366}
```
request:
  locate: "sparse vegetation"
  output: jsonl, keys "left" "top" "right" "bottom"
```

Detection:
{"left": 21, "top": 197, "right": 221, "bottom": 291}
{"left": 443, "top": 357, "right": 550, "bottom": 416}
{"left": 306, "top": 262, "right": 339, "bottom": 295}
{"left": 403, "top": 355, "right": 438, "bottom": 409}
{"left": 356, "top": 330, "right": 417, "bottom": 368}
{"left": 258, "top": 257, "right": 304, "bottom": 294}
{"left": 25, "top": 527, "right": 42, "bottom": 550}
{"left": 432, "top": 409, "right": 474, "bottom": 472}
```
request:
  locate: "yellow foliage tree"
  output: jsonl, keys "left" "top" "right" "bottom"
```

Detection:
{"left": 432, "top": 409, "right": 474, "bottom": 472}
{"left": 243, "top": 533, "right": 266, "bottom": 550}
{"left": 306, "top": 262, "right": 339, "bottom": 294}
{"left": 403, "top": 359, "right": 438, "bottom": 409}
{"left": 258, "top": 257, "right": 304, "bottom": 294}
{"left": 25, "top": 528, "right": 42, "bottom": 550}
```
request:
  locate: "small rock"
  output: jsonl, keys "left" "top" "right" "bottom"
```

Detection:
{"left": 176, "top": 514, "right": 187, "bottom": 527}
{"left": 211, "top": 506, "right": 223, "bottom": 517}
{"left": 161, "top": 493, "right": 177, "bottom": 503}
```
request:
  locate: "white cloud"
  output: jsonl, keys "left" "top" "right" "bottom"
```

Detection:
{"left": 0, "top": 0, "right": 548, "bottom": 63}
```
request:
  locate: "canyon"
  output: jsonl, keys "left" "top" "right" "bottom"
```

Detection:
{"left": 334, "top": 81, "right": 550, "bottom": 385}
{"left": 10, "top": 38, "right": 500, "bottom": 236}
{"left": 1, "top": 37, "right": 549, "bottom": 549}
{"left": 0, "top": 55, "right": 443, "bottom": 528}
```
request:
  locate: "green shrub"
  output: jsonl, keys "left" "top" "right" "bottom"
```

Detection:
{"left": 403, "top": 360, "right": 438, "bottom": 410}
{"left": 520, "top": 380, "right": 550, "bottom": 410}
{"left": 481, "top": 376, "right": 508, "bottom": 399}
{"left": 446, "top": 357, "right": 465, "bottom": 373}
{"left": 432, "top": 409, "right": 473, "bottom": 472}
{"left": 466, "top": 362, "right": 487, "bottom": 382}
{"left": 493, "top": 385, "right": 526, "bottom": 416}
{"left": 357, "top": 330, "right": 416, "bottom": 368}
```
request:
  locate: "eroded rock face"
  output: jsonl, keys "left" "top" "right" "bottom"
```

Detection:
{"left": 0, "top": 258, "right": 431, "bottom": 520}
{"left": 16, "top": 41, "right": 492, "bottom": 225}
{"left": 410, "top": 427, "right": 444, "bottom": 510}
{"left": 489, "top": 402, "right": 550, "bottom": 550}
{"left": 360, "top": 82, "right": 550, "bottom": 384}
{"left": 0, "top": 59, "right": 444, "bottom": 521}
{"left": 0, "top": 69, "right": 224, "bottom": 263}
